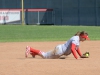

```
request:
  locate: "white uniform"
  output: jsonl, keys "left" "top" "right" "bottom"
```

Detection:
{"left": 41, "top": 36, "right": 80, "bottom": 59}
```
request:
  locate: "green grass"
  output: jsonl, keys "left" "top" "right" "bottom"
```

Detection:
{"left": 0, "top": 25, "right": 100, "bottom": 42}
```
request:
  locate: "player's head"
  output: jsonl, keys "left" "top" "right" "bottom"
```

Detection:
{"left": 79, "top": 31, "right": 89, "bottom": 41}
{"left": 75, "top": 31, "right": 90, "bottom": 41}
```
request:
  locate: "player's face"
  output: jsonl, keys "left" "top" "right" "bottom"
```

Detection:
{"left": 80, "top": 37, "right": 86, "bottom": 41}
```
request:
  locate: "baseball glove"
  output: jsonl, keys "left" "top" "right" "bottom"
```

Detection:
{"left": 81, "top": 52, "right": 90, "bottom": 58}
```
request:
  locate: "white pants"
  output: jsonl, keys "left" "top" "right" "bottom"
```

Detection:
{"left": 42, "top": 45, "right": 64, "bottom": 59}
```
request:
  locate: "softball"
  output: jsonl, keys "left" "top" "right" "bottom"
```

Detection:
{"left": 86, "top": 54, "right": 89, "bottom": 57}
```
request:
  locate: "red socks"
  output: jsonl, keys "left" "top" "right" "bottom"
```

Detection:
{"left": 30, "top": 47, "right": 41, "bottom": 55}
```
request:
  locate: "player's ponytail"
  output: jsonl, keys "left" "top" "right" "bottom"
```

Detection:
{"left": 75, "top": 31, "right": 80, "bottom": 36}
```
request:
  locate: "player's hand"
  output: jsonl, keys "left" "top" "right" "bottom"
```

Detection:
{"left": 81, "top": 52, "right": 90, "bottom": 58}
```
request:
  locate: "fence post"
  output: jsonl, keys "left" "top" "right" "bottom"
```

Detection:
{"left": 21, "top": 0, "right": 25, "bottom": 25}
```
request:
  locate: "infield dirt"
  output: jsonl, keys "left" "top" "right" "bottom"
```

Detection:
{"left": 0, "top": 41, "right": 100, "bottom": 75}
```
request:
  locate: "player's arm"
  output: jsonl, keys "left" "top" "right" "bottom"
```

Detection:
{"left": 76, "top": 47, "right": 89, "bottom": 58}
{"left": 76, "top": 47, "right": 82, "bottom": 57}
{"left": 71, "top": 43, "right": 78, "bottom": 59}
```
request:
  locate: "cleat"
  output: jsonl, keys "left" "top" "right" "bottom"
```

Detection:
{"left": 25, "top": 46, "right": 30, "bottom": 58}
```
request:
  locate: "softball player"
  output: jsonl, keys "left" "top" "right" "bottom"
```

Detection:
{"left": 25, "top": 31, "right": 89, "bottom": 59}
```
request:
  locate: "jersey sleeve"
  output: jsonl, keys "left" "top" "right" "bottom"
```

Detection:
{"left": 71, "top": 37, "right": 80, "bottom": 59}
{"left": 71, "top": 43, "right": 78, "bottom": 59}
{"left": 76, "top": 47, "right": 82, "bottom": 57}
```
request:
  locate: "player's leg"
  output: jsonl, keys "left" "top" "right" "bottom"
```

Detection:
{"left": 25, "top": 46, "right": 44, "bottom": 58}
{"left": 25, "top": 45, "right": 64, "bottom": 59}
{"left": 44, "top": 45, "right": 64, "bottom": 59}
{"left": 53, "top": 45, "right": 64, "bottom": 57}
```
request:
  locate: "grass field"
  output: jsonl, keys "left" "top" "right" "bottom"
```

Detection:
{"left": 0, "top": 25, "right": 100, "bottom": 42}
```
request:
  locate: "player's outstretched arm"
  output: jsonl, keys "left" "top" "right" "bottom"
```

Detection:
{"left": 71, "top": 43, "right": 78, "bottom": 59}
{"left": 76, "top": 47, "right": 82, "bottom": 57}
